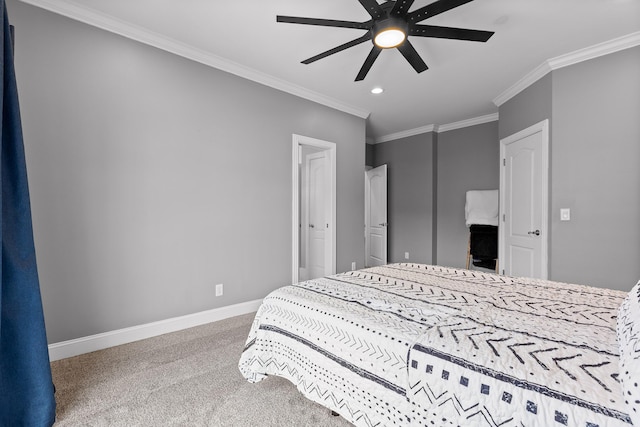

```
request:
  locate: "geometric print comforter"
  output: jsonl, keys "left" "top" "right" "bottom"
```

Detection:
{"left": 239, "top": 263, "right": 633, "bottom": 426}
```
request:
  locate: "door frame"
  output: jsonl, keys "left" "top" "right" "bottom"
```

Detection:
{"left": 498, "top": 119, "right": 549, "bottom": 278}
{"left": 292, "top": 134, "right": 336, "bottom": 284}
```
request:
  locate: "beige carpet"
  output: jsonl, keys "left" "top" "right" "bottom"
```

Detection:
{"left": 51, "top": 313, "right": 353, "bottom": 426}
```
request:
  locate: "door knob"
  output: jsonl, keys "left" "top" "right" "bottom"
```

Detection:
{"left": 309, "top": 224, "right": 315, "bottom": 228}
{"left": 528, "top": 230, "right": 540, "bottom": 236}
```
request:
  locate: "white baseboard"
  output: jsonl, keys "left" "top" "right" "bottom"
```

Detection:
{"left": 48, "top": 299, "right": 263, "bottom": 361}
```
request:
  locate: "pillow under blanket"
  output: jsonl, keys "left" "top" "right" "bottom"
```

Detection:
{"left": 617, "top": 280, "right": 640, "bottom": 425}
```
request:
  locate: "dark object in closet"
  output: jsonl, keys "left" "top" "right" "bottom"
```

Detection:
{"left": 469, "top": 225, "right": 498, "bottom": 270}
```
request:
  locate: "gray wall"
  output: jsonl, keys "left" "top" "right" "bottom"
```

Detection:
{"left": 437, "top": 121, "right": 500, "bottom": 268}
{"left": 10, "top": 0, "right": 366, "bottom": 343}
{"left": 550, "top": 47, "right": 640, "bottom": 290}
{"left": 498, "top": 74, "right": 553, "bottom": 140}
{"left": 373, "top": 133, "right": 436, "bottom": 264}
{"left": 498, "top": 46, "right": 640, "bottom": 291}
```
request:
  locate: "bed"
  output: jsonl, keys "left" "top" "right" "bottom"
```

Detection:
{"left": 239, "top": 263, "right": 640, "bottom": 426}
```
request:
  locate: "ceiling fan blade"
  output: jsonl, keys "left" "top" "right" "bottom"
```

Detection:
{"left": 410, "top": 25, "right": 494, "bottom": 42}
{"left": 355, "top": 46, "right": 382, "bottom": 81}
{"left": 277, "top": 15, "right": 370, "bottom": 30}
{"left": 302, "top": 34, "right": 372, "bottom": 64}
{"left": 408, "top": 0, "right": 474, "bottom": 24}
{"left": 358, "top": 0, "right": 386, "bottom": 20}
{"left": 390, "top": 0, "right": 416, "bottom": 17}
{"left": 397, "top": 40, "right": 428, "bottom": 73}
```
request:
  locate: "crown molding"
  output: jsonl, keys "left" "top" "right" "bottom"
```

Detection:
{"left": 19, "top": 0, "right": 370, "bottom": 120}
{"left": 437, "top": 112, "right": 499, "bottom": 133}
{"left": 547, "top": 31, "right": 640, "bottom": 71}
{"left": 494, "top": 31, "right": 640, "bottom": 107}
{"left": 374, "top": 124, "right": 437, "bottom": 144}
{"left": 373, "top": 112, "right": 499, "bottom": 144}
{"left": 492, "top": 61, "right": 552, "bottom": 107}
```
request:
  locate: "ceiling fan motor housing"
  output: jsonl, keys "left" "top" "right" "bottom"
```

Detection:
{"left": 372, "top": 16, "right": 409, "bottom": 48}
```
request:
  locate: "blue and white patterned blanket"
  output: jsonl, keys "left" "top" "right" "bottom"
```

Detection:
{"left": 239, "top": 263, "right": 633, "bottom": 426}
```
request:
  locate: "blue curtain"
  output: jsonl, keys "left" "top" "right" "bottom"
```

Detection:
{"left": 0, "top": 2, "right": 56, "bottom": 425}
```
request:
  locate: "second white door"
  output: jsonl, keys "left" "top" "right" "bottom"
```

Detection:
{"left": 365, "top": 164, "right": 387, "bottom": 267}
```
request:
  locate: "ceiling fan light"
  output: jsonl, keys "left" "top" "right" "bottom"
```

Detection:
{"left": 374, "top": 28, "right": 406, "bottom": 48}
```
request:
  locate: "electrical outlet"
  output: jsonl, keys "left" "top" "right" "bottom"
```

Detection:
{"left": 404, "top": 252, "right": 409, "bottom": 260}
{"left": 351, "top": 262, "right": 356, "bottom": 270}
{"left": 215, "top": 283, "right": 223, "bottom": 297}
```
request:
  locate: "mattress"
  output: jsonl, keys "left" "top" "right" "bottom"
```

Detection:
{"left": 239, "top": 263, "right": 634, "bottom": 426}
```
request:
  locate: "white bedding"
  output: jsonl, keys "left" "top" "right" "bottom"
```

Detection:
{"left": 239, "top": 264, "right": 633, "bottom": 426}
{"left": 617, "top": 280, "right": 640, "bottom": 426}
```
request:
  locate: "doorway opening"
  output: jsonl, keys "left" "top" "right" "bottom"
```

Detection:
{"left": 291, "top": 135, "right": 336, "bottom": 284}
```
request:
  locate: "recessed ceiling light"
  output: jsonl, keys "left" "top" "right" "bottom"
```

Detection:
{"left": 371, "top": 87, "right": 384, "bottom": 94}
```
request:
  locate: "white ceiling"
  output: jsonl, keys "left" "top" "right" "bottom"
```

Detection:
{"left": 21, "top": 0, "right": 640, "bottom": 141}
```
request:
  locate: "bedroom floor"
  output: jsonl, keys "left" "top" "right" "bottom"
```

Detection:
{"left": 50, "top": 313, "right": 353, "bottom": 426}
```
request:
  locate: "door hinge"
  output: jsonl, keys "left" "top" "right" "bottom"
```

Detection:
{"left": 502, "top": 214, "right": 506, "bottom": 222}
{"left": 502, "top": 158, "right": 506, "bottom": 166}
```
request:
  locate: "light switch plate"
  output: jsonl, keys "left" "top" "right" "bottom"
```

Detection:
{"left": 560, "top": 208, "right": 571, "bottom": 221}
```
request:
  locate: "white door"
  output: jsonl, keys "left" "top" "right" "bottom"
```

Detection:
{"left": 499, "top": 120, "right": 549, "bottom": 279}
{"left": 291, "top": 135, "right": 336, "bottom": 285}
{"left": 306, "top": 151, "right": 330, "bottom": 279}
{"left": 365, "top": 164, "right": 387, "bottom": 267}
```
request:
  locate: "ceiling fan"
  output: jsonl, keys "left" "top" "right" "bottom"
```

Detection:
{"left": 277, "top": 0, "right": 494, "bottom": 81}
